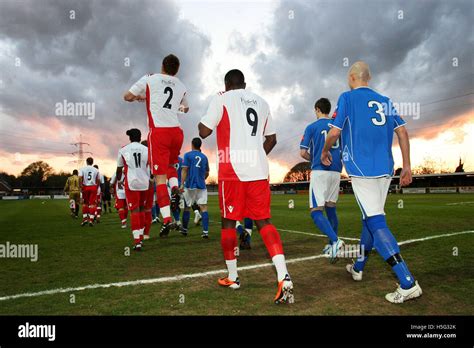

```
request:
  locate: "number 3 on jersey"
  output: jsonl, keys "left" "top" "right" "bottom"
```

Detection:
{"left": 368, "top": 100, "right": 386, "bottom": 126}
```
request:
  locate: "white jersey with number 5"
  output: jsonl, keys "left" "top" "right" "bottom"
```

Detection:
{"left": 117, "top": 142, "right": 150, "bottom": 191}
{"left": 79, "top": 165, "right": 99, "bottom": 187}
{"left": 200, "top": 89, "right": 275, "bottom": 182}
{"left": 128, "top": 73, "right": 187, "bottom": 128}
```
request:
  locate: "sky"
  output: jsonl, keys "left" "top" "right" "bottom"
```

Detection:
{"left": 0, "top": 0, "right": 473, "bottom": 182}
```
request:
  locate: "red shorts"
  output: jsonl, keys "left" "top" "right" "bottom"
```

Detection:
{"left": 115, "top": 198, "right": 127, "bottom": 211}
{"left": 82, "top": 186, "right": 98, "bottom": 205}
{"left": 148, "top": 127, "right": 184, "bottom": 175}
{"left": 144, "top": 184, "right": 155, "bottom": 210}
{"left": 218, "top": 180, "right": 271, "bottom": 221}
{"left": 125, "top": 187, "right": 147, "bottom": 211}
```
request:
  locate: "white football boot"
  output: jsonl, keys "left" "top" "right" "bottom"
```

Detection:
{"left": 385, "top": 281, "right": 422, "bottom": 303}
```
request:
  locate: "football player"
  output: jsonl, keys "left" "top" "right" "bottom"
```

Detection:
{"left": 180, "top": 138, "right": 210, "bottom": 238}
{"left": 300, "top": 98, "right": 344, "bottom": 262}
{"left": 93, "top": 164, "right": 105, "bottom": 223}
{"left": 321, "top": 61, "right": 422, "bottom": 303}
{"left": 199, "top": 69, "right": 293, "bottom": 304}
{"left": 79, "top": 157, "right": 100, "bottom": 227}
{"left": 116, "top": 129, "right": 150, "bottom": 251}
{"left": 64, "top": 169, "right": 80, "bottom": 218}
{"left": 124, "top": 54, "right": 189, "bottom": 238}
{"left": 110, "top": 172, "right": 128, "bottom": 229}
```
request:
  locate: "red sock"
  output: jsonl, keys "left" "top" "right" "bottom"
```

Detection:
{"left": 131, "top": 212, "right": 141, "bottom": 244}
{"left": 119, "top": 209, "right": 127, "bottom": 223}
{"left": 82, "top": 205, "right": 89, "bottom": 220}
{"left": 144, "top": 210, "right": 152, "bottom": 236}
{"left": 156, "top": 184, "right": 171, "bottom": 223}
{"left": 221, "top": 228, "right": 238, "bottom": 260}
{"left": 260, "top": 224, "right": 284, "bottom": 258}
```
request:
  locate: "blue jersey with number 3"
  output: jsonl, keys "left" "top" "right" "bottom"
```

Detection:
{"left": 183, "top": 150, "right": 209, "bottom": 189}
{"left": 300, "top": 118, "right": 342, "bottom": 172}
{"left": 331, "top": 87, "right": 406, "bottom": 177}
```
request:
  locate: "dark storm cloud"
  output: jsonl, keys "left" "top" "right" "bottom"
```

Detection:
{"left": 0, "top": 0, "right": 210, "bottom": 157}
{"left": 231, "top": 0, "right": 474, "bottom": 164}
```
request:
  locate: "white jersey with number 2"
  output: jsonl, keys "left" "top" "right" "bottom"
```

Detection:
{"left": 128, "top": 73, "right": 187, "bottom": 128}
{"left": 117, "top": 142, "right": 150, "bottom": 191}
{"left": 200, "top": 89, "right": 275, "bottom": 182}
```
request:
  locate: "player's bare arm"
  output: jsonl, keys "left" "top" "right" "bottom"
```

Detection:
{"left": 321, "top": 127, "right": 340, "bottom": 165}
{"left": 300, "top": 149, "right": 311, "bottom": 161}
{"left": 263, "top": 134, "right": 277, "bottom": 155}
{"left": 180, "top": 166, "right": 188, "bottom": 191}
{"left": 198, "top": 122, "right": 213, "bottom": 139}
{"left": 123, "top": 91, "right": 145, "bottom": 102}
{"left": 115, "top": 166, "right": 124, "bottom": 189}
{"left": 395, "top": 125, "right": 412, "bottom": 187}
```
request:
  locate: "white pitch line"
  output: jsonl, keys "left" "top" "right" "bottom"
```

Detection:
{"left": 279, "top": 228, "right": 360, "bottom": 241}
{"left": 0, "top": 230, "right": 472, "bottom": 302}
{"left": 446, "top": 201, "right": 474, "bottom": 206}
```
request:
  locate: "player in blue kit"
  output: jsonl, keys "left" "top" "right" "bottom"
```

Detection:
{"left": 236, "top": 218, "right": 253, "bottom": 249}
{"left": 180, "top": 138, "right": 210, "bottom": 238}
{"left": 321, "top": 61, "right": 422, "bottom": 303}
{"left": 300, "top": 98, "right": 344, "bottom": 263}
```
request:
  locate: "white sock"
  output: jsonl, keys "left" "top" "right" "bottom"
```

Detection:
{"left": 272, "top": 254, "right": 289, "bottom": 281}
{"left": 245, "top": 228, "right": 252, "bottom": 236}
{"left": 132, "top": 230, "right": 141, "bottom": 240}
{"left": 161, "top": 205, "right": 170, "bottom": 219}
{"left": 225, "top": 259, "right": 238, "bottom": 281}
{"left": 168, "top": 177, "right": 178, "bottom": 189}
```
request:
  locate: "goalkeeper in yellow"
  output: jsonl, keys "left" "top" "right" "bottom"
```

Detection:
{"left": 64, "top": 169, "right": 81, "bottom": 218}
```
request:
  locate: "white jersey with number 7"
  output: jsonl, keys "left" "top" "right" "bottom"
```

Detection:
{"left": 117, "top": 142, "right": 150, "bottom": 191}
{"left": 200, "top": 89, "right": 276, "bottom": 182}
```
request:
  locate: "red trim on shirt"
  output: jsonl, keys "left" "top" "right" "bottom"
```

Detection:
{"left": 216, "top": 106, "right": 239, "bottom": 181}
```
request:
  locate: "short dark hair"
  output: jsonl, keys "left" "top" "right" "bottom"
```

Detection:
{"left": 73, "top": 169, "right": 78, "bottom": 175}
{"left": 86, "top": 157, "right": 93, "bottom": 165}
{"left": 141, "top": 140, "right": 148, "bottom": 147}
{"left": 162, "top": 54, "right": 180, "bottom": 76}
{"left": 192, "top": 137, "right": 202, "bottom": 149}
{"left": 314, "top": 98, "right": 331, "bottom": 114}
{"left": 126, "top": 128, "right": 141, "bottom": 142}
{"left": 224, "top": 69, "right": 245, "bottom": 89}
{"left": 93, "top": 164, "right": 99, "bottom": 169}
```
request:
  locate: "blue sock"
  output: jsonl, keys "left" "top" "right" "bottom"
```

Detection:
{"left": 236, "top": 224, "right": 244, "bottom": 236}
{"left": 172, "top": 208, "right": 180, "bottom": 222}
{"left": 325, "top": 206, "right": 338, "bottom": 234}
{"left": 367, "top": 214, "right": 415, "bottom": 289}
{"left": 244, "top": 218, "right": 252, "bottom": 243}
{"left": 201, "top": 211, "right": 209, "bottom": 233}
{"left": 151, "top": 205, "right": 157, "bottom": 219}
{"left": 311, "top": 210, "right": 338, "bottom": 243}
{"left": 182, "top": 210, "right": 190, "bottom": 229}
{"left": 353, "top": 219, "right": 373, "bottom": 272}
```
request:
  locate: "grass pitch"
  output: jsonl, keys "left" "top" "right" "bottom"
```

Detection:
{"left": 0, "top": 193, "right": 473, "bottom": 315}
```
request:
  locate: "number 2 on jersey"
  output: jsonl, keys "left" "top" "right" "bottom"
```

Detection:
{"left": 246, "top": 108, "right": 258, "bottom": 136}
{"left": 195, "top": 156, "right": 202, "bottom": 168}
{"left": 163, "top": 87, "right": 173, "bottom": 109}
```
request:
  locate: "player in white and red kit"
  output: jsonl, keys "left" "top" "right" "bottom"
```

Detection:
{"left": 199, "top": 69, "right": 294, "bottom": 304}
{"left": 116, "top": 129, "right": 151, "bottom": 251}
{"left": 93, "top": 164, "right": 105, "bottom": 223}
{"left": 123, "top": 54, "right": 189, "bottom": 238}
{"left": 79, "top": 157, "right": 100, "bottom": 227}
{"left": 110, "top": 172, "right": 128, "bottom": 228}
